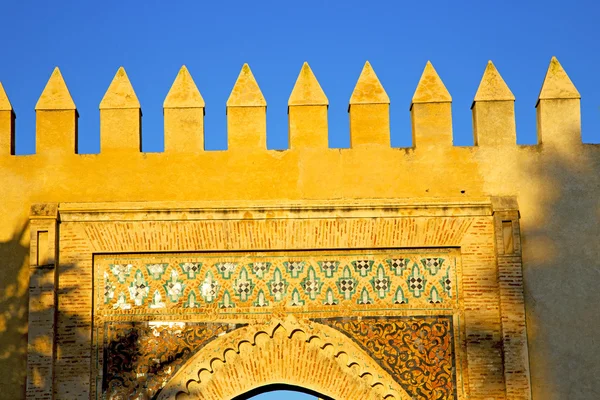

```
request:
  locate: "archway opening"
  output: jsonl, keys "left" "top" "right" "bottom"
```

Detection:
{"left": 233, "top": 383, "right": 333, "bottom": 400}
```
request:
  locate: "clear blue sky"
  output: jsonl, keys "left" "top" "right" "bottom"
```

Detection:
{"left": 0, "top": 0, "right": 598, "bottom": 155}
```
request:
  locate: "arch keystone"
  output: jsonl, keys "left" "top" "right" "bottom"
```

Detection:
{"left": 99, "top": 67, "right": 140, "bottom": 110}
{"left": 411, "top": 61, "right": 451, "bottom": 106}
{"left": 288, "top": 62, "right": 328, "bottom": 148}
{"left": 349, "top": 61, "right": 390, "bottom": 147}
{"left": 35, "top": 67, "right": 76, "bottom": 110}
{"left": 472, "top": 61, "right": 516, "bottom": 146}
{"left": 164, "top": 66, "right": 205, "bottom": 152}
{"left": 538, "top": 56, "right": 580, "bottom": 102}
{"left": 226, "top": 64, "right": 266, "bottom": 107}
{"left": 99, "top": 67, "right": 141, "bottom": 153}
{"left": 0, "top": 81, "right": 14, "bottom": 155}
{"left": 226, "top": 64, "right": 267, "bottom": 149}
{"left": 536, "top": 57, "right": 581, "bottom": 146}
{"left": 473, "top": 61, "right": 515, "bottom": 103}
{"left": 164, "top": 65, "right": 205, "bottom": 109}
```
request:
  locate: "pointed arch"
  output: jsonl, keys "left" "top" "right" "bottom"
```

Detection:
{"left": 158, "top": 317, "right": 410, "bottom": 400}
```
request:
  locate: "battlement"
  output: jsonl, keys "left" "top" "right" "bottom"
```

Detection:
{"left": 0, "top": 57, "right": 594, "bottom": 160}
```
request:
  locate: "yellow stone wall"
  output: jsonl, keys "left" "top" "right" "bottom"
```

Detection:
{"left": 0, "top": 57, "right": 598, "bottom": 399}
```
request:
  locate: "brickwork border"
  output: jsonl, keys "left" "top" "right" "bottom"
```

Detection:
{"left": 25, "top": 198, "right": 531, "bottom": 399}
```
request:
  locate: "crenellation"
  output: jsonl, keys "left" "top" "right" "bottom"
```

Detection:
{"left": 536, "top": 57, "right": 581, "bottom": 147}
{"left": 163, "top": 65, "right": 205, "bottom": 152}
{"left": 472, "top": 61, "right": 516, "bottom": 147}
{"left": 410, "top": 61, "right": 453, "bottom": 148}
{"left": 349, "top": 61, "right": 390, "bottom": 147}
{"left": 35, "top": 68, "right": 78, "bottom": 155}
{"left": 0, "top": 81, "right": 15, "bottom": 155}
{"left": 0, "top": 57, "right": 595, "bottom": 160}
{"left": 226, "top": 64, "right": 267, "bottom": 149}
{"left": 288, "top": 62, "right": 329, "bottom": 148}
{"left": 99, "top": 67, "right": 141, "bottom": 153}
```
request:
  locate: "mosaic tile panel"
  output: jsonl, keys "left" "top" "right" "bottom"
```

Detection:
{"left": 102, "top": 322, "right": 245, "bottom": 399}
{"left": 95, "top": 250, "right": 459, "bottom": 316}
{"left": 314, "top": 316, "right": 457, "bottom": 400}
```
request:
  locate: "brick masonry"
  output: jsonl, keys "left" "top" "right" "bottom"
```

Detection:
{"left": 25, "top": 199, "right": 531, "bottom": 399}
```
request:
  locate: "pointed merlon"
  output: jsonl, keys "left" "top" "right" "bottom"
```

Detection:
{"left": 226, "top": 64, "right": 266, "bottom": 107}
{"left": 99, "top": 67, "right": 140, "bottom": 109}
{"left": 288, "top": 62, "right": 328, "bottom": 106}
{"left": 349, "top": 61, "right": 390, "bottom": 105}
{"left": 164, "top": 65, "right": 205, "bottom": 108}
{"left": 473, "top": 61, "right": 515, "bottom": 103}
{"left": 411, "top": 61, "right": 452, "bottom": 105}
{"left": 538, "top": 56, "right": 580, "bottom": 101}
{"left": 0, "top": 82, "right": 12, "bottom": 111}
{"left": 35, "top": 67, "right": 76, "bottom": 110}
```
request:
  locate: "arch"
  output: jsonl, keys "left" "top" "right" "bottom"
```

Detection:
{"left": 158, "top": 316, "right": 410, "bottom": 400}
{"left": 232, "top": 383, "right": 333, "bottom": 400}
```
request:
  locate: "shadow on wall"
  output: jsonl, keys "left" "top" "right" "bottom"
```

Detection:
{"left": 520, "top": 142, "right": 600, "bottom": 400}
{"left": 0, "top": 221, "right": 29, "bottom": 396}
{"left": 0, "top": 220, "right": 88, "bottom": 399}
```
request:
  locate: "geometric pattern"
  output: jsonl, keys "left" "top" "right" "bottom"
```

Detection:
{"left": 95, "top": 251, "right": 458, "bottom": 316}
{"left": 314, "top": 316, "right": 456, "bottom": 400}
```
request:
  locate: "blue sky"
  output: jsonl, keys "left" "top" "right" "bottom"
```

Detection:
{"left": 0, "top": 0, "right": 598, "bottom": 155}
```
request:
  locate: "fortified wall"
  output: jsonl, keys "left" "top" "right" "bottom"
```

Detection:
{"left": 0, "top": 58, "right": 598, "bottom": 400}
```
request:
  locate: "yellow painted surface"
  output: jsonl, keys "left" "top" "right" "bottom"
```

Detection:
{"left": 164, "top": 66, "right": 205, "bottom": 152}
{"left": 227, "top": 64, "right": 267, "bottom": 149}
{"left": 0, "top": 57, "right": 598, "bottom": 399}
{"left": 349, "top": 62, "right": 390, "bottom": 147}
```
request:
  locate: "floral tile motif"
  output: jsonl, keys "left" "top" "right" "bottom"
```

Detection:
{"left": 301, "top": 266, "right": 322, "bottom": 300}
{"left": 146, "top": 263, "right": 168, "bottom": 280}
{"left": 322, "top": 287, "right": 338, "bottom": 306}
{"left": 387, "top": 258, "right": 410, "bottom": 276}
{"left": 421, "top": 258, "right": 444, "bottom": 276}
{"left": 357, "top": 286, "right": 372, "bottom": 305}
{"left": 234, "top": 267, "right": 255, "bottom": 301}
{"left": 110, "top": 263, "right": 132, "bottom": 284}
{"left": 370, "top": 264, "right": 391, "bottom": 298}
{"left": 407, "top": 263, "right": 427, "bottom": 298}
{"left": 219, "top": 290, "right": 235, "bottom": 309}
{"left": 337, "top": 266, "right": 356, "bottom": 300}
{"left": 352, "top": 259, "right": 374, "bottom": 277}
{"left": 129, "top": 270, "right": 149, "bottom": 306}
{"left": 249, "top": 262, "right": 271, "bottom": 279}
{"left": 180, "top": 262, "right": 202, "bottom": 279}
{"left": 163, "top": 270, "right": 185, "bottom": 303}
{"left": 215, "top": 262, "right": 237, "bottom": 279}
{"left": 440, "top": 266, "right": 453, "bottom": 298}
{"left": 393, "top": 286, "right": 408, "bottom": 304}
{"left": 268, "top": 267, "right": 288, "bottom": 301}
{"left": 96, "top": 251, "right": 457, "bottom": 314}
{"left": 318, "top": 260, "right": 339, "bottom": 278}
{"left": 284, "top": 261, "right": 305, "bottom": 278}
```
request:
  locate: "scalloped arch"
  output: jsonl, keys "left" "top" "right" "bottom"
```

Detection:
{"left": 158, "top": 317, "right": 410, "bottom": 400}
